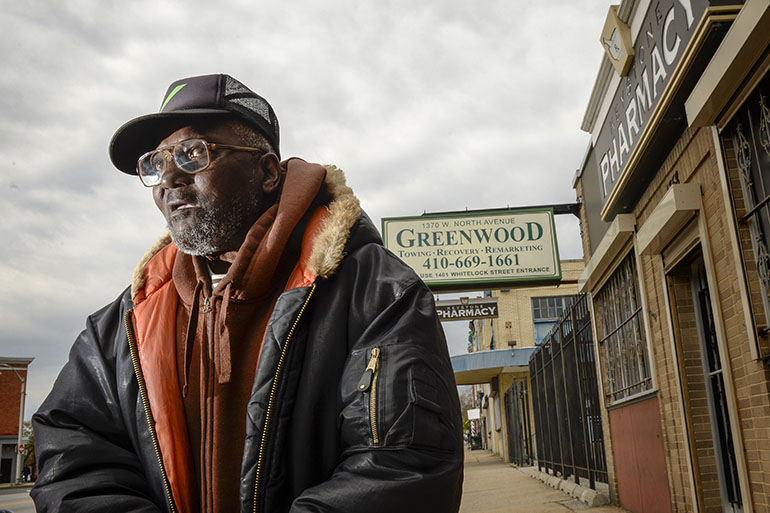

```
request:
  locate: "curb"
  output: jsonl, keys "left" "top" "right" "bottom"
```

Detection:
{"left": 519, "top": 467, "right": 610, "bottom": 507}
{"left": 0, "top": 483, "right": 34, "bottom": 490}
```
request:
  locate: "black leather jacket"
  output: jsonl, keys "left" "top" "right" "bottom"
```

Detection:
{"left": 32, "top": 167, "right": 463, "bottom": 513}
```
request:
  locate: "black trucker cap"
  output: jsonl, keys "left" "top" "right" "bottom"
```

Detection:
{"left": 109, "top": 73, "right": 280, "bottom": 174}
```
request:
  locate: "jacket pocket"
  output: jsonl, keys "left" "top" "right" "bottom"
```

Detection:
{"left": 340, "top": 343, "right": 459, "bottom": 453}
{"left": 407, "top": 365, "right": 453, "bottom": 449}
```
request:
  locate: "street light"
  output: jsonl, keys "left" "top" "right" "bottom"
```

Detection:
{"left": 0, "top": 363, "right": 27, "bottom": 485}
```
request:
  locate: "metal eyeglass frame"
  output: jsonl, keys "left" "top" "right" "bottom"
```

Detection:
{"left": 136, "top": 138, "right": 266, "bottom": 187}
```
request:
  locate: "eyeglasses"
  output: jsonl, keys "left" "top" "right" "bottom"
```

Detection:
{"left": 137, "top": 138, "right": 266, "bottom": 187}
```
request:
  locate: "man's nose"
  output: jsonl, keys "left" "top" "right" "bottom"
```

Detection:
{"left": 158, "top": 155, "right": 193, "bottom": 189}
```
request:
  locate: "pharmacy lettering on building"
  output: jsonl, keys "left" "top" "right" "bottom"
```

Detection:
{"left": 434, "top": 297, "right": 498, "bottom": 322}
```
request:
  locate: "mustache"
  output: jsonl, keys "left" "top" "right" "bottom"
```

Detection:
{"left": 165, "top": 189, "right": 199, "bottom": 206}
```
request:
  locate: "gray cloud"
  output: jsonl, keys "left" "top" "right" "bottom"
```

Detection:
{"left": 0, "top": 0, "right": 609, "bottom": 416}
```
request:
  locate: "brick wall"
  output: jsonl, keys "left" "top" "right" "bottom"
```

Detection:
{"left": 0, "top": 368, "right": 26, "bottom": 437}
{"left": 669, "top": 272, "right": 721, "bottom": 512}
{"left": 720, "top": 132, "right": 770, "bottom": 513}
{"left": 627, "top": 126, "right": 770, "bottom": 511}
{"left": 723, "top": 134, "right": 770, "bottom": 354}
{"left": 573, "top": 125, "right": 770, "bottom": 511}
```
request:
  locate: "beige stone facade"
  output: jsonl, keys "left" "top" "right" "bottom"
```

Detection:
{"left": 485, "top": 260, "right": 584, "bottom": 350}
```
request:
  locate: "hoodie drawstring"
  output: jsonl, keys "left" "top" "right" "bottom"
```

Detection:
{"left": 214, "top": 282, "right": 234, "bottom": 384}
{"left": 182, "top": 280, "right": 203, "bottom": 397}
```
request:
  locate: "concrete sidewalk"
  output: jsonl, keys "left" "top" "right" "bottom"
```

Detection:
{"left": 460, "top": 450, "right": 629, "bottom": 513}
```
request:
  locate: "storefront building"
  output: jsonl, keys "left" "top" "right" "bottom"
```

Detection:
{"left": 451, "top": 260, "right": 584, "bottom": 462}
{"left": 575, "top": 1, "right": 770, "bottom": 512}
{"left": 0, "top": 357, "right": 33, "bottom": 484}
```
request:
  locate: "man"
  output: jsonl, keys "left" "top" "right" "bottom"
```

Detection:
{"left": 32, "top": 74, "right": 463, "bottom": 513}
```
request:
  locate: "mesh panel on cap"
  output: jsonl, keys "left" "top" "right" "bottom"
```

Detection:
{"left": 230, "top": 97, "right": 271, "bottom": 120}
{"left": 224, "top": 76, "right": 271, "bottom": 122}
{"left": 224, "top": 75, "right": 250, "bottom": 96}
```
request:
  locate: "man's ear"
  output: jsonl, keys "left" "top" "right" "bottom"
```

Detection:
{"left": 259, "top": 153, "right": 282, "bottom": 196}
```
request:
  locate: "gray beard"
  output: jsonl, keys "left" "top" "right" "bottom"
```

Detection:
{"left": 169, "top": 194, "right": 261, "bottom": 256}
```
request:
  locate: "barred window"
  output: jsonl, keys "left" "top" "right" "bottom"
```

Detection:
{"left": 531, "top": 295, "right": 577, "bottom": 344}
{"left": 724, "top": 82, "right": 770, "bottom": 345}
{"left": 594, "top": 252, "right": 652, "bottom": 403}
{"left": 532, "top": 296, "right": 572, "bottom": 320}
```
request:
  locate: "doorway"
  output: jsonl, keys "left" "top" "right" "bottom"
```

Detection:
{"left": 667, "top": 249, "right": 743, "bottom": 513}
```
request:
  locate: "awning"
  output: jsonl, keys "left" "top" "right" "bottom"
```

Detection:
{"left": 451, "top": 348, "right": 536, "bottom": 385}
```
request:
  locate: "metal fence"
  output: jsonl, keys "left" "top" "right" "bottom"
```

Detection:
{"left": 529, "top": 293, "right": 608, "bottom": 488}
{"left": 504, "top": 376, "right": 534, "bottom": 466}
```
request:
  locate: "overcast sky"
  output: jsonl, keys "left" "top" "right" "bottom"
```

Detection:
{"left": 1, "top": 1, "right": 610, "bottom": 418}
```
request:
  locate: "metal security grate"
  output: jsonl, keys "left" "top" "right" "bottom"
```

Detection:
{"left": 529, "top": 294, "right": 608, "bottom": 488}
{"left": 505, "top": 377, "right": 533, "bottom": 466}
{"left": 725, "top": 79, "right": 770, "bottom": 352}
{"left": 594, "top": 253, "right": 652, "bottom": 403}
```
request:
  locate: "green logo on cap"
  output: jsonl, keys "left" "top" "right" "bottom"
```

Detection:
{"left": 160, "top": 83, "right": 187, "bottom": 112}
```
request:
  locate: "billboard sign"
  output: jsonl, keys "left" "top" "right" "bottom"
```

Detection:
{"left": 382, "top": 209, "right": 561, "bottom": 289}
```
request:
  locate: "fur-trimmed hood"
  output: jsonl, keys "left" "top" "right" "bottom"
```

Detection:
{"left": 131, "top": 164, "right": 361, "bottom": 300}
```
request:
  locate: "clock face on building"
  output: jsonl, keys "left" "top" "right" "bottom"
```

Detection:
{"left": 600, "top": 6, "right": 634, "bottom": 76}
{"left": 602, "top": 29, "right": 622, "bottom": 61}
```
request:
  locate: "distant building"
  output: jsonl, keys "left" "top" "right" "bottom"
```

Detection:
{"left": 451, "top": 260, "right": 584, "bottom": 462}
{"left": 0, "top": 357, "right": 33, "bottom": 483}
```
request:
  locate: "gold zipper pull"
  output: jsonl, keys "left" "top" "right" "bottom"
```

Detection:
{"left": 366, "top": 347, "right": 380, "bottom": 372}
{"left": 358, "top": 347, "right": 380, "bottom": 391}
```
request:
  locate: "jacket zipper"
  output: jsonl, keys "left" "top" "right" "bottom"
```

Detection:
{"left": 124, "top": 310, "right": 177, "bottom": 513}
{"left": 253, "top": 284, "right": 316, "bottom": 513}
{"left": 357, "top": 347, "right": 381, "bottom": 445}
{"left": 203, "top": 296, "right": 211, "bottom": 313}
